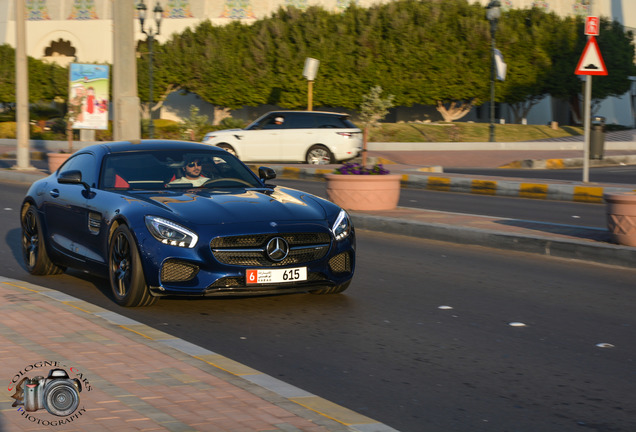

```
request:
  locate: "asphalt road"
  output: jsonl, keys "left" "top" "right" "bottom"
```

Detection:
{"left": 3, "top": 181, "right": 636, "bottom": 431}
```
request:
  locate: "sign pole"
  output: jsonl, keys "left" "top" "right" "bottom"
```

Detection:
{"left": 307, "top": 81, "right": 313, "bottom": 111}
{"left": 303, "top": 58, "right": 319, "bottom": 112}
{"left": 583, "top": 74, "right": 591, "bottom": 183}
{"left": 576, "top": 18, "right": 606, "bottom": 183}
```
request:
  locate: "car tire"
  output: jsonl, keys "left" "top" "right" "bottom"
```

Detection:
{"left": 217, "top": 144, "right": 237, "bottom": 157}
{"left": 108, "top": 225, "right": 157, "bottom": 307}
{"left": 20, "top": 203, "right": 65, "bottom": 275}
{"left": 305, "top": 145, "right": 334, "bottom": 165}
{"left": 309, "top": 280, "right": 351, "bottom": 295}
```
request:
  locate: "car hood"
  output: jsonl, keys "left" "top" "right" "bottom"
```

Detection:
{"left": 133, "top": 187, "right": 327, "bottom": 225}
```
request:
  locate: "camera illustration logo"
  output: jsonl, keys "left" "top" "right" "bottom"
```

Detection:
{"left": 13, "top": 368, "right": 81, "bottom": 416}
{"left": 9, "top": 361, "right": 92, "bottom": 425}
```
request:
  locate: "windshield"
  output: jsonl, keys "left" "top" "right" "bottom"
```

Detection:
{"left": 100, "top": 150, "right": 263, "bottom": 190}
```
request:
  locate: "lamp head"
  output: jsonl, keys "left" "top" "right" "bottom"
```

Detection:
{"left": 136, "top": 0, "right": 147, "bottom": 25}
{"left": 153, "top": 1, "right": 163, "bottom": 33}
{"left": 486, "top": 0, "right": 501, "bottom": 22}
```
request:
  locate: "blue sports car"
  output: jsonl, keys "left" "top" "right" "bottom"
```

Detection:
{"left": 21, "top": 140, "right": 355, "bottom": 307}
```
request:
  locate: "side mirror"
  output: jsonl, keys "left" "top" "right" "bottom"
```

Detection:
{"left": 58, "top": 170, "right": 90, "bottom": 191}
{"left": 258, "top": 166, "right": 276, "bottom": 181}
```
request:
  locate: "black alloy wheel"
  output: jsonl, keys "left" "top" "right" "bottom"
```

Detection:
{"left": 20, "top": 203, "right": 65, "bottom": 275}
{"left": 109, "top": 225, "right": 157, "bottom": 307}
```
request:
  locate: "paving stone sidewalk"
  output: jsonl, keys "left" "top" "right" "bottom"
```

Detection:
{"left": 0, "top": 279, "right": 390, "bottom": 432}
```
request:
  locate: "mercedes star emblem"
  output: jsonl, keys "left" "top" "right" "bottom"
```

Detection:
{"left": 266, "top": 237, "right": 289, "bottom": 262}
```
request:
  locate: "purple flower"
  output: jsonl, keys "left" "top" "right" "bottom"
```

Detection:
{"left": 334, "top": 162, "right": 391, "bottom": 175}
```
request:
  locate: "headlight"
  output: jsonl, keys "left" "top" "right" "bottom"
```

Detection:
{"left": 331, "top": 209, "right": 352, "bottom": 241}
{"left": 145, "top": 216, "right": 198, "bottom": 248}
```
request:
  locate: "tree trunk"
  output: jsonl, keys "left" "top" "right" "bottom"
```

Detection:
{"left": 436, "top": 100, "right": 473, "bottom": 122}
{"left": 66, "top": 121, "right": 73, "bottom": 153}
{"left": 362, "top": 126, "right": 369, "bottom": 167}
{"left": 213, "top": 106, "right": 232, "bottom": 125}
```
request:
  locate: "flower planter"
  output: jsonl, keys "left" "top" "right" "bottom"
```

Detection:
{"left": 47, "top": 152, "right": 71, "bottom": 173}
{"left": 325, "top": 174, "right": 401, "bottom": 211}
{"left": 604, "top": 192, "right": 636, "bottom": 246}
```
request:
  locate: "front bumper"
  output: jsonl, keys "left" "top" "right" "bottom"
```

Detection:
{"left": 140, "top": 223, "right": 355, "bottom": 297}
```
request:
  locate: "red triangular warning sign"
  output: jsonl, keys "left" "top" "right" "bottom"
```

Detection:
{"left": 575, "top": 36, "right": 607, "bottom": 76}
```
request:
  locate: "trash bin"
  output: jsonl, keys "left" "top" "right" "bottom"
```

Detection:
{"left": 590, "top": 116, "right": 605, "bottom": 160}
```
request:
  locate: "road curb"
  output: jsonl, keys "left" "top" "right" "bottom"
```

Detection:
{"left": 500, "top": 154, "right": 636, "bottom": 169}
{"left": 262, "top": 165, "right": 636, "bottom": 203}
{"left": 351, "top": 212, "right": 636, "bottom": 269}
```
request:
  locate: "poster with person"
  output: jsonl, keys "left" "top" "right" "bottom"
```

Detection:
{"left": 69, "top": 63, "right": 109, "bottom": 130}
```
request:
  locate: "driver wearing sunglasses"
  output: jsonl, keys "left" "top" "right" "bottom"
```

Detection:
{"left": 170, "top": 156, "right": 210, "bottom": 187}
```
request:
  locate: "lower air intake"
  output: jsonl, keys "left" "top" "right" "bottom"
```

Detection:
{"left": 161, "top": 260, "right": 199, "bottom": 283}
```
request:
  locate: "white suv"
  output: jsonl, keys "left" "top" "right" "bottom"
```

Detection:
{"left": 202, "top": 111, "right": 362, "bottom": 164}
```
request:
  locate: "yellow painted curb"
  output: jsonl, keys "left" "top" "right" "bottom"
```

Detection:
{"left": 120, "top": 325, "right": 178, "bottom": 341}
{"left": 471, "top": 179, "right": 497, "bottom": 195}
{"left": 427, "top": 176, "right": 451, "bottom": 191}
{"left": 195, "top": 354, "right": 261, "bottom": 376}
{"left": 520, "top": 183, "right": 548, "bottom": 199}
{"left": 498, "top": 160, "right": 523, "bottom": 169}
{"left": 281, "top": 167, "right": 301, "bottom": 179}
{"left": 573, "top": 186, "right": 604, "bottom": 203}
{"left": 545, "top": 159, "right": 565, "bottom": 169}
{"left": 291, "top": 396, "right": 378, "bottom": 426}
{"left": 417, "top": 166, "right": 443, "bottom": 172}
{"left": 375, "top": 157, "right": 396, "bottom": 165}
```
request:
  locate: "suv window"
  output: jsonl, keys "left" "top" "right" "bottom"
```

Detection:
{"left": 277, "top": 113, "right": 352, "bottom": 129}
{"left": 246, "top": 112, "right": 355, "bottom": 131}
{"left": 314, "top": 114, "right": 349, "bottom": 129}
{"left": 284, "top": 113, "right": 313, "bottom": 129}
{"left": 259, "top": 115, "right": 284, "bottom": 130}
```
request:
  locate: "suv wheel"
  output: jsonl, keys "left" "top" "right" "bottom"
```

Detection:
{"left": 306, "top": 145, "right": 334, "bottom": 165}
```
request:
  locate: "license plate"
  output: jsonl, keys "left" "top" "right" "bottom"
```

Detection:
{"left": 246, "top": 267, "right": 307, "bottom": 284}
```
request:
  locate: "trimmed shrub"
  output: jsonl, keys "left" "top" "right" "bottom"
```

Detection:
{"left": 0, "top": 122, "right": 17, "bottom": 138}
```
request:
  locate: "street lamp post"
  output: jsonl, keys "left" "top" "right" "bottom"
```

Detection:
{"left": 486, "top": 1, "right": 501, "bottom": 143}
{"left": 137, "top": 0, "right": 163, "bottom": 139}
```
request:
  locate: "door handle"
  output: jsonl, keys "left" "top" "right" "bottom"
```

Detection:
{"left": 49, "top": 189, "right": 60, "bottom": 198}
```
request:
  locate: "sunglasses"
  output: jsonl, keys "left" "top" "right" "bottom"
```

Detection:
{"left": 187, "top": 161, "right": 201, "bottom": 168}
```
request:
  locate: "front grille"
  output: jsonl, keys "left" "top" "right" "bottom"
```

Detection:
{"left": 210, "top": 233, "right": 329, "bottom": 248}
{"left": 161, "top": 260, "right": 199, "bottom": 283}
{"left": 329, "top": 252, "right": 352, "bottom": 274}
{"left": 211, "top": 233, "right": 331, "bottom": 267}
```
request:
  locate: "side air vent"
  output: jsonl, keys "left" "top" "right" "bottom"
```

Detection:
{"left": 88, "top": 212, "right": 101, "bottom": 234}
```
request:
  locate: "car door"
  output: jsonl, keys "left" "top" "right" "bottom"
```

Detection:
{"left": 239, "top": 113, "right": 283, "bottom": 161}
{"left": 278, "top": 112, "right": 311, "bottom": 162}
{"left": 41, "top": 153, "right": 103, "bottom": 264}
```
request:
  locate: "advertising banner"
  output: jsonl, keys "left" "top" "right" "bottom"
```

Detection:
{"left": 69, "top": 63, "right": 110, "bottom": 130}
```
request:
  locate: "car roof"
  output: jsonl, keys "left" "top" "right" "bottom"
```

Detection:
{"left": 83, "top": 139, "right": 227, "bottom": 155}
{"left": 265, "top": 110, "right": 348, "bottom": 116}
